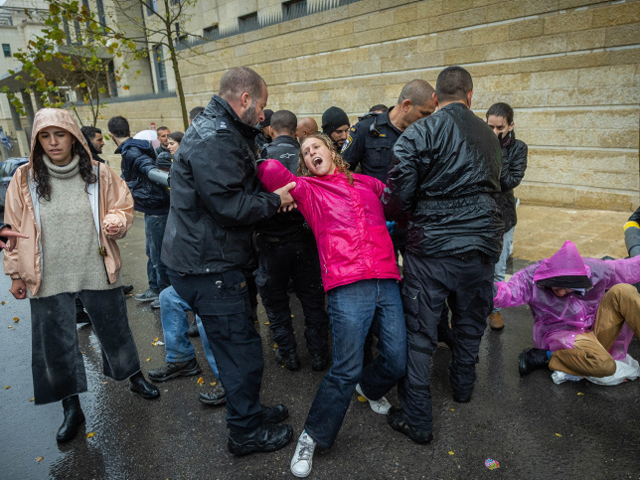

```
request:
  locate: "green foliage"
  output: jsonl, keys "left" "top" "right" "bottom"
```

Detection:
{"left": 9, "top": 0, "right": 142, "bottom": 126}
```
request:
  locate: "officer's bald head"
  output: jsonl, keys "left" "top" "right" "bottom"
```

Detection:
{"left": 397, "top": 79, "right": 435, "bottom": 108}
{"left": 296, "top": 117, "right": 318, "bottom": 143}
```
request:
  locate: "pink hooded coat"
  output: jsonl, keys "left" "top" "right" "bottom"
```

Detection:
{"left": 257, "top": 160, "right": 400, "bottom": 292}
{"left": 494, "top": 241, "right": 640, "bottom": 359}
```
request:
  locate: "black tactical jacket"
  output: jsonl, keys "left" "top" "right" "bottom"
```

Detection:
{"left": 256, "top": 135, "right": 307, "bottom": 238}
{"left": 383, "top": 102, "right": 504, "bottom": 261}
{"left": 161, "top": 95, "right": 281, "bottom": 274}
{"left": 496, "top": 132, "right": 528, "bottom": 233}
{"left": 341, "top": 109, "right": 402, "bottom": 183}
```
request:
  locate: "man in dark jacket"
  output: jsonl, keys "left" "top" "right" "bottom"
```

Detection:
{"left": 321, "top": 106, "right": 350, "bottom": 151}
{"left": 108, "top": 116, "right": 171, "bottom": 304}
{"left": 256, "top": 110, "right": 330, "bottom": 372}
{"left": 81, "top": 126, "right": 106, "bottom": 163}
{"left": 161, "top": 67, "right": 296, "bottom": 455}
{"left": 383, "top": 66, "right": 504, "bottom": 444}
{"left": 485, "top": 102, "right": 528, "bottom": 330}
{"left": 255, "top": 109, "right": 273, "bottom": 150}
{"left": 154, "top": 126, "right": 171, "bottom": 156}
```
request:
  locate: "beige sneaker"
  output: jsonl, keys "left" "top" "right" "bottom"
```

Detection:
{"left": 488, "top": 312, "right": 504, "bottom": 330}
{"left": 356, "top": 383, "right": 391, "bottom": 414}
{"left": 290, "top": 431, "right": 316, "bottom": 478}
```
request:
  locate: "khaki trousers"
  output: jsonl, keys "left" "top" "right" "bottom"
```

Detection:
{"left": 549, "top": 283, "right": 640, "bottom": 377}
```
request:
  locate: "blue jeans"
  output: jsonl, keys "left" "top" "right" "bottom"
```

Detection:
{"left": 160, "top": 286, "right": 219, "bottom": 377}
{"left": 304, "top": 279, "right": 407, "bottom": 448}
{"left": 144, "top": 213, "right": 170, "bottom": 292}
{"left": 492, "top": 227, "right": 514, "bottom": 313}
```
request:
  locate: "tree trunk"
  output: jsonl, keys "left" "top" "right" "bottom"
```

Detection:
{"left": 166, "top": 30, "right": 188, "bottom": 129}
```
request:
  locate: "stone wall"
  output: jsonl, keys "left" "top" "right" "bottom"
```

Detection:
{"left": 80, "top": 0, "right": 640, "bottom": 211}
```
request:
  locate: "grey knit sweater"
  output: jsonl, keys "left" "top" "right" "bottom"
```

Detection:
{"left": 36, "top": 155, "right": 120, "bottom": 298}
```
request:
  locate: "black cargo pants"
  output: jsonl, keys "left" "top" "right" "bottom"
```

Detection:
{"left": 255, "top": 231, "right": 329, "bottom": 358}
{"left": 398, "top": 252, "right": 494, "bottom": 432}
{"left": 169, "top": 269, "right": 264, "bottom": 433}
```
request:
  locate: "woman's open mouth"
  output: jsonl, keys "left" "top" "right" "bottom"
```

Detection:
{"left": 313, "top": 157, "right": 323, "bottom": 167}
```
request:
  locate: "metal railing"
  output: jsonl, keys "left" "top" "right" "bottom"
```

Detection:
{"left": 175, "top": 0, "right": 362, "bottom": 51}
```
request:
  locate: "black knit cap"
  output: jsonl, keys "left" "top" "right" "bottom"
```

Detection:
{"left": 321, "top": 106, "right": 350, "bottom": 135}
{"left": 258, "top": 109, "right": 273, "bottom": 128}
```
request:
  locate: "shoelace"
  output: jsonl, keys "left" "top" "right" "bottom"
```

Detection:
{"left": 296, "top": 436, "right": 314, "bottom": 461}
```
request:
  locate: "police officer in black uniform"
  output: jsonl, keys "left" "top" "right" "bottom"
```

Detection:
{"left": 341, "top": 80, "right": 437, "bottom": 365}
{"left": 162, "top": 67, "right": 296, "bottom": 456}
{"left": 341, "top": 79, "right": 436, "bottom": 185}
{"left": 255, "top": 109, "right": 273, "bottom": 150}
{"left": 255, "top": 110, "right": 330, "bottom": 372}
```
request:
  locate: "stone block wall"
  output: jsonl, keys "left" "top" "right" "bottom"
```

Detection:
{"left": 79, "top": 0, "right": 640, "bottom": 211}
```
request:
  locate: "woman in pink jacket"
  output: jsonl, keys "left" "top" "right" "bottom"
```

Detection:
{"left": 258, "top": 133, "right": 406, "bottom": 478}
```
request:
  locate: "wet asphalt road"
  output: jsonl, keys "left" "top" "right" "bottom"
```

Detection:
{"left": 1, "top": 215, "right": 640, "bottom": 480}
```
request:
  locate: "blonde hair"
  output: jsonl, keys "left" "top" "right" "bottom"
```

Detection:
{"left": 297, "top": 133, "right": 354, "bottom": 185}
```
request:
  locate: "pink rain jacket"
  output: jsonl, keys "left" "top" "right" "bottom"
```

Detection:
{"left": 258, "top": 160, "right": 400, "bottom": 292}
{"left": 494, "top": 241, "right": 640, "bottom": 359}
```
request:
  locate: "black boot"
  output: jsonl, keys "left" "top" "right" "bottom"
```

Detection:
{"left": 188, "top": 318, "right": 200, "bottom": 337}
{"left": 227, "top": 423, "right": 293, "bottom": 456}
{"left": 275, "top": 349, "right": 300, "bottom": 371}
{"left": 261, "top": 404, "right": 289, "bottom": 424}
{"left": 311, "top": 354, "right": 329, "bottom": 371}
{"left": 387, "top": 407, "right": 433, "bottom": 444}
{"left": 129, "top": 371, "right": 160, "bottom": 399}
{"left": 56, "top": 395, "right": 85, "bottom": 443}
{"left": 519, "top": 348, "right": 549, "bottom": 376}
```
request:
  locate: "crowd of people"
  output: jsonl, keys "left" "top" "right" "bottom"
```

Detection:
{"left": 1, "top": 64, "right": 639, "bottom": 478}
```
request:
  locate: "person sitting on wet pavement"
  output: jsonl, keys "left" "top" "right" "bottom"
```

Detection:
{"left": 485, "top": 102, "right": 528, "bottom": 331}
{"left": 321, "top": 106, "right": 350, "bottom": 152}
{"left": 148, "top": 285, "right": 226, "bottom": 406}
{"left": 161, "top": 66, "right": 297, "bottom": 456}
{"left": 3, "top": 107, "right": 159, "bottom": 444}
{"left": 494, "top": 240, "right": 640, "bottom": 381}
{"left": 258, "top": 133, "right": 406, "bottom": 478}
{"left": 255, "top": 109, "right": 330, "bottom": 372}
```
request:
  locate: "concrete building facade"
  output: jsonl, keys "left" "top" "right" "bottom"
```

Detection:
{"left": 4, "top": 0, "right": 640, "bottom": 211}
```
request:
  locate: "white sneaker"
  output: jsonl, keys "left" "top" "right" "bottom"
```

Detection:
{"left": 290, "top": 431, "right": 316, "bottom": 478}
{"left": 356, "top": 383, "right": 391, "bottom": 414}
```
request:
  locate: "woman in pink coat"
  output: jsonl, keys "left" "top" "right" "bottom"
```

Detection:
{"left": 494, "top": 241, "right": 640, "bottom": 378}
{"left": 258, "top": 133, "right": 406, "bottom": 478}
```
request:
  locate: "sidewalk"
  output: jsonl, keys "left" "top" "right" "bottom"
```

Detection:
{"left": 513, "top": 204, "right": 631, "bottom": 262}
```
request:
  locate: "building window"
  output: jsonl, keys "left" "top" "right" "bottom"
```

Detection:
{"left": 239, "top": 12, "right": 258, "bottom": 31}
{"left": 2, "top": 44, "right": 11, "bottom": 58}
{"left": 203, "top": 24, "right": 218, "bottom": 40}
{"left": 96, "top": 0, "right": 107, "bottom": 30}
{"left": 63, "top": 19, "right": 72, "bottom": 44}
{"left": 145, "top": 0, "right": 157, "bottom": 16}
{"left": 154, "top": 45, "right": 168, "bottom": 93}
{"left": 282, "top": 0, "right": 307, "bottom": 18}
{"left": 74, "top": 19, "right": 83, "bottom": 44}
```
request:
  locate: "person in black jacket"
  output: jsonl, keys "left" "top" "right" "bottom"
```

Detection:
{"left": 161, "top": 66, "right": 297, "bottom": 456}
{"left": 154, "top": 126, "right": 171, "bottom": 157}
{"left": 108, "top": 116, "right": 171, "bottom": 304}
{"left": 81, "top": 126, "right": 106, "bottom": 163}
{"left": 256, "top": 110, "right": 330, "bottom": 372}
{"left": 485, "top": 102, "right": 528, "bottom": 330}
{"left": 383, "top": 66, "right": 503, "bottom": 444}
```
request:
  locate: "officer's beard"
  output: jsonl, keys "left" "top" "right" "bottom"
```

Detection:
{"left": 241, "top": 101, "right": 258, "bottom": 127}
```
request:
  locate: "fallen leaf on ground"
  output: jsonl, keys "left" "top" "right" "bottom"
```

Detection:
{"left": 103, "top": 381, "right": 108, "bottom": 384}
{"left": 4, "top": 385, "right": 9, "bottom": 389}
{"left": 555, "top": 433, "right": 562, "bottom": 437}
{"left": 197, "top": 377, "right": 204, "bottom": 385}
{"left": 291, "top": 315, "right": 294, "bottom": 318}
{"left": 357, "top": 396, "right": 367, "bottom": 402}
{"left": 146, "top": 358, "right": 151, "bottom": 362}
{"left": 29, "top": 397, "right": 34, "bottom": 402}
{"left": 209, "top": 382, "right": 217, "bottom": 386}
{"left": 13, "top": 317, "right": 18, "bottom": 322}
{"left": 154, "top": 337, "right": 159, "bottom": 342}
{"left": 36, "top": 456, "right": 43, "bottom": 463}
{"left": 264, "top": 321, "right": 270, "bottom": 325}
{"left": 86, "top": 432, "right": 96, "bottom": 438}
{"left": 273, "top": 344, "right": 278, "bottom": 348}
{"left": 448, "top": 451, "right": 454, "bottom": 455}
{"left": 1, "top": 301, "right": 5, "bottom": 305}
{"left": 577, "top": 392, "right": 584, "bottom": 396}
{"left": 151, "top": 342, "right": 157, "bottom": 346}
{"left": 450, "top": 408, "right": 455, "bottom": 412}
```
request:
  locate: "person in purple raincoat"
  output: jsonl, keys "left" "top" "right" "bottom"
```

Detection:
{"left": 493, "top": 241, "right": 640, "bottom": 377}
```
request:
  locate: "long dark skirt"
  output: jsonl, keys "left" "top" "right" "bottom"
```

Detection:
{"left": 30, "top": 288, "right": 141, "bottom": 404}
